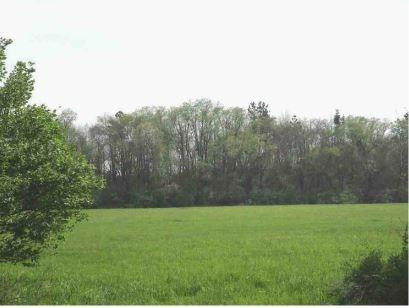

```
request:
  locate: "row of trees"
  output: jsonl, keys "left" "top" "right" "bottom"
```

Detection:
{"left": 61, "top": 100, "right": 408, "bottom": 208}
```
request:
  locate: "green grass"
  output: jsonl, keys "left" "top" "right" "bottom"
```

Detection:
{"left": 0, "top": 203, "right": 407, "bottom": 304}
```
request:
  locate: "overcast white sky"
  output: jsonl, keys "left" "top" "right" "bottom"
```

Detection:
{"left": 1, "top": 0, "right": 408, "bottom": 124}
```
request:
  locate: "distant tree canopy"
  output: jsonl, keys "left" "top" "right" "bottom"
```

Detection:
{"left": 63, "top": 100, "right": 408, "bottom": 208}
{"left": 0, "top": 38, "right": 103, "bottom": 265}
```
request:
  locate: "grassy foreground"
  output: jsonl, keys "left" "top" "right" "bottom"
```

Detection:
{"left": 0, "top": 203, "right": 407, "bottom": 304}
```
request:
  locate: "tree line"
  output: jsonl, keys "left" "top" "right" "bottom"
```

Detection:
{"left": 60, "top": 100, "right": 408, "bottom": 208}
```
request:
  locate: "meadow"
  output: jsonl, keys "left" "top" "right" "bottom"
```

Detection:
{"left": 0, "top": 203, "right": 407, "bottom": 305}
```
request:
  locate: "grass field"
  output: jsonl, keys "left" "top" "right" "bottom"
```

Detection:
{"left": 0, "top": 203, "right": 407, "bottom": 304}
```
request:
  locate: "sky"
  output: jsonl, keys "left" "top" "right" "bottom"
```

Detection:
{"left": 1, "top": 0, "right": 408, "bottom": 125}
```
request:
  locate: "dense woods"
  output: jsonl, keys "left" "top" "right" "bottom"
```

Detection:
{"left": 60, "top": 100, "right": 408, "bottom": 208}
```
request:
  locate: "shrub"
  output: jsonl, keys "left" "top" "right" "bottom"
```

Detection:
{"left": 317, "top": 191, "right": 334, "bottom": 204}
{"left": 331, "top": 226, "right": 408, "bottom": 305}
{"left": 336, "top": 189, "right": 359, "bottom": 204}
{"left": 131, "top": 190, "right": 165, "bottom": 208}
{"left": 280, "top": 186, "right": 297, "bottom": 204}
{"left": 0, "top": 38, "right": 104, "bottom": 265}
{"left": 211, "top": 182, "right": 246, "bottom": 205}
{"left": 249, "top": 188, "right": 275, "bottom": 205}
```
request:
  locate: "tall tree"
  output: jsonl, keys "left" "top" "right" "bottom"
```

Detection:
{"left": 0, "top": 38, "right": 103, "bottom": 265}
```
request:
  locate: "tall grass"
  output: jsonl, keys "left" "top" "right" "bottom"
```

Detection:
{"left": 0, "top": 203, "right": 406, "bottom": 304}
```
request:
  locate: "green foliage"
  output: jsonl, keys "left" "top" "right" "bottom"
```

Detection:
{"left": 0, "top": 204, "right": 405, "bottom": 304}
{"left": 131, "top": 189, "right": 166, "bottom": 208}
{"left": 333, "top": 189, "right": 358, "bottom": 204}
{"left": 67, "top": 100, "right": 407, "bottom": 208}
{"left": 0, "top": 39, "right": 104, "bottom": 265}
{"left": 249, "top": 188, "right": 275, "bottom": 205}
{"left": 331, "top": 226, "right": 408, "bottom": 305}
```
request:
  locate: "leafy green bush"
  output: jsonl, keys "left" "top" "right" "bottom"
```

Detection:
{"left": 331, "top": 226, "right": 408, "bottom": 305}
{"left": 130, "top": 189, "right": 166, "bottom": 208}
{"left": 249, "top": 188, "right": 275, "bottom": 205}
{"left": 0, "top": 39, "right": 104, "bottom": 265}
{"left": 339, "top": 190, "right": 358, "bottom": 204}
{"left": 317, "top": 191, "right": 335, "bottom": 204}
{"left": 335, "top": 189, "right": 359, "bottom": 204}
{"left": 210, "top": 182, "right": 246, "bottom": 205}
{"left": 280, "top": 186, "right": 297, "bottom": 204}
